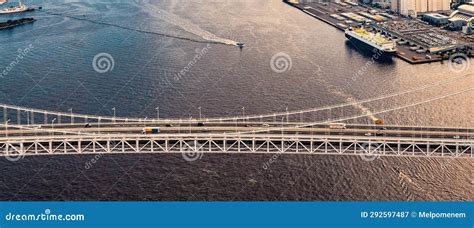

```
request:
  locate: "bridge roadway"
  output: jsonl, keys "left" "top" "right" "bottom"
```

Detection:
{"left": 0, "top": 122, "right": 472, "bottom": 158}
{"left": 0, "top": 122, "right": 473, "bottom": 138}
{"left": 0, "top": 122, "right": 474, "bottom": 139}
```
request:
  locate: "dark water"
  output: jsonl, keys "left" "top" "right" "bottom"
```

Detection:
{"left": 0, "top": 0, "right": 472, "bottom": 201}
{"left": 1, "top": 154, "right": 472, "bottom": 201}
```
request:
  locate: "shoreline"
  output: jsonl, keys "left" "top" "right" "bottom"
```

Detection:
{"left": 283, "top": 0, "right": 472, "bottom": 65}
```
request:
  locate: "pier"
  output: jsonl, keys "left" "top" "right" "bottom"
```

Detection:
{"left": 284, "top": 1, "right": 473, "bottom": 64}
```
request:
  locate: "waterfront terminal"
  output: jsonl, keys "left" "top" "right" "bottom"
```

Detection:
{"left": 285, "top": 0, "right": 473, "bottom": 64}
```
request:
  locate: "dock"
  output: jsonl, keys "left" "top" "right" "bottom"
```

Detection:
{"left": 284, "top": 0, "right": 473, "bottom": 64}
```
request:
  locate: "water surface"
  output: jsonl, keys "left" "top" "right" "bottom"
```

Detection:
{"left": 0, "top": 0, "right": 472, "bottom": 201}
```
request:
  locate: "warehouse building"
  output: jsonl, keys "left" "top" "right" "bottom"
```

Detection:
{"left": 423, "top": 13, "right": 450, "bottom": 25}
{"left": 449, "top": 4, "right": 474, "bottom": 28}
{"left": 391, "top": 0, "right": 452, "bottom": 16}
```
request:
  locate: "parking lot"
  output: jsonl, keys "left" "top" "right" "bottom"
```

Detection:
{"left": 380, "top": 20, "right": 459, "bottom": 49}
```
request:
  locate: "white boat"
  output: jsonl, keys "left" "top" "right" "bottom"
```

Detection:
{"left": 0, "top": 0, "right": 28, "bottom": 14}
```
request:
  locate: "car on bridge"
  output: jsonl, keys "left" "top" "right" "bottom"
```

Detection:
{"left": 329, "top": 123, "right": 346, "bottom": 129}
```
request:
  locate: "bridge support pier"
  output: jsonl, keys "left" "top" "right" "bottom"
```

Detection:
{"left": 16, "top": 109, "right": 20, "bottom": 125}
{"left": 2, "top": 106, "right": 6, "bottom": 124}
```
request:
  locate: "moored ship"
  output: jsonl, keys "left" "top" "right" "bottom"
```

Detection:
{"left": 0, "top": 17, "right": 35, "bottom": 30}
{"left": 345, "top": 27, "right": 397, "bottom": 56}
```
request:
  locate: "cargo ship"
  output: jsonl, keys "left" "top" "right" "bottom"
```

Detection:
{"left": 0, "top": 18, "right": 35, "bottom": 30}
{"left": 345, "top": 27, "right": 397, "bottom": 56}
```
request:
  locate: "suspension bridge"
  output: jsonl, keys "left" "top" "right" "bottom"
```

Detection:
{"left": 0, "top": 85, "right": 472, "bottom": 159}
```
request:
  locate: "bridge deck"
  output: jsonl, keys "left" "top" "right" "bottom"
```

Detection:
{"left": 1, "top": 132, "right": 472, "bottom": 159}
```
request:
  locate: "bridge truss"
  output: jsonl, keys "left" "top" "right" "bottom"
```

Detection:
{"left": 1, "top": 134, "right": 472, "bottom": 159}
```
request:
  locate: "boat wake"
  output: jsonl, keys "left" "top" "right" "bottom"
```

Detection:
{"left": 346, "top": 97, "right": 380, "bottom": 123}
{"left": 309, "top": 61, "right": 380, "bottom": 123}
{"left": 42, "top": 2, "right": 242, "bottom": 47}
{"left": 42, "top": 11, "right": 232, "bottom": 46}
{"left": 140, "top": 0, "right": 240, "bottom": 47}
{"left": 396, "top": 167, "right": 435, "bottom": 201}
